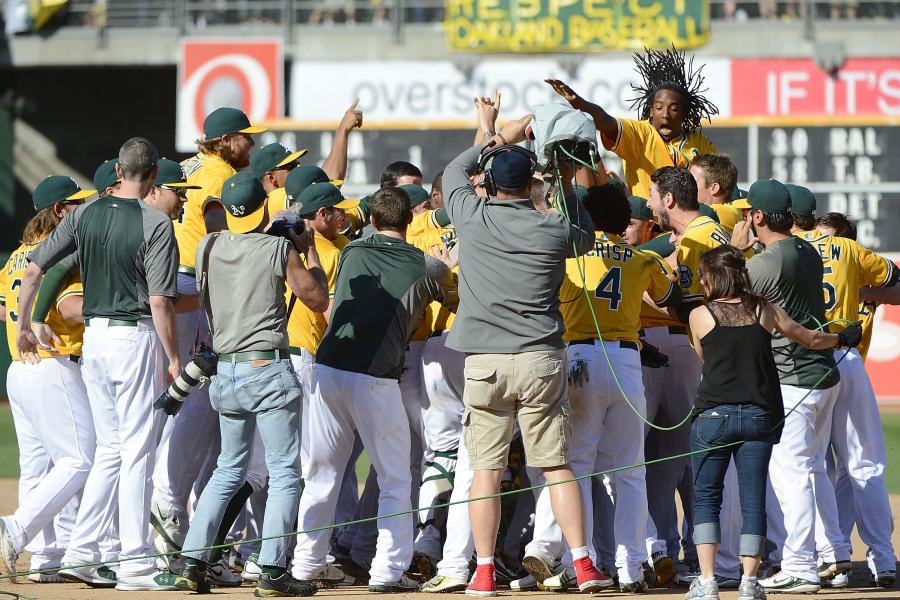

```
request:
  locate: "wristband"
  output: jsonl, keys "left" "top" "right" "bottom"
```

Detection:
{"left": 496, "top": 133, "right": 508, "bottom": 146}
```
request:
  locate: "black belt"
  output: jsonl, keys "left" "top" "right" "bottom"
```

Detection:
{"left": 218, "top": 349, "right": 289, "bottom": 363}
{"left": 569, "top": 339, "right": 639, "bottom": 352}
{"left": 429, "top": 330, "right": 445, "bottom": 339}
{"left": 289, "top": 346, "right": 313, "bottom": 357}
{"left": 84, "top": 318, "right": 138, "bottom": 327}
{"left": 178, "top": 265, "right": 196, "bottom": 276}
{"left": 69, "top": 355, "right": 81, "bottom": 363}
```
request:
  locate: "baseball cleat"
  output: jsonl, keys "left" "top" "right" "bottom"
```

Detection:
{"left": 115, "top": 570, "right": 178, "bottom": 591}
{"left": 540, "top": 564, "right": 574, "bottom": 591}
{"left": 310, "top": 564, "right": 347, "bottom": 589}
{"left": 421, "top": 574, "right": 468, "bottom": 593}
{"left": 521, "top": 554, "right": 555, "bottom": 584}
{"left": 28, "top": 571, "right": 69, "bottom": 583}
{"left": 817, "top": 560, "right": 851, "bottom": 580}
{"left": 242, "top": 553, "right": 262, "bottom": 582}
{"left": 207, "top": 556, "right": 242, "bottom": 587}
{"left": 620, "top": 576, "right": 650, "bottom": 592}
{"left": 58, "top": 564, "right": 118, "bottom": 588}
{"left": 0, "top": 518, "right": 19, "bottom": 583}
{"left": 822, "top": 572, "right": 848, "bottom": 588}
{"left": 873, "top": 570, "right": 896, "bottom": 587}
{"left": 369, "top": 574, "right": 420, "bottom": 593}
{"left": 255, "top": 572, "right": 318, "bottom": 597}
{"left": 759, "top": 572, "right": 820, "bottom": 593}
{"left": 175, "top": 562, "right": 210, "bottom": 593}
{"left": 652, "top": 551, "right": 676, "bottom": 587}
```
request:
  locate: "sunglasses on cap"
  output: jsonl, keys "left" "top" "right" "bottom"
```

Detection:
{"left": 160, "top": 185, "right": 189, "bottom": 198}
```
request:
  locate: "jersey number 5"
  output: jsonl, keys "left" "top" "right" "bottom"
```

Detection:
{"left": 594, "top": 267, "right": 622, "bottom": 311}
{"left": 822, "top": 265, "right": 837, "bottom": 311}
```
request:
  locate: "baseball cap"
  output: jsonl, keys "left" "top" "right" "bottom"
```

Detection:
{"left": 203, "top": 107, "right": 267, "bottom": 140}
{"left": 628, "top": 196, "right": 653, "bottom": 221}
{"left": 491, "top": 150, "right": 533, "bottom": 189}
{"left": 748, "top": 179, "right": 792, "bottom": 214}
{"left": 399, "top": 184, "right": 429, "bottom": 209}
{"left": 156, "top": 159, "right": 201, "bottom": 189}
{"left": 294, "top": 183, "right": 359, "bottom": 217}
{"left": 33, "top": 176, "right": 95, "bottom": 211}
{"left": 785, "top": 184, "right": 816, "bottom": 217}
{"left": 731, "top": 187, "right": 750, "bottom": 209}
{"left": 93, "top": 159, "right": 119, "bottom": 192}
{"left": 221, "top": 172, "right": 269, "bottom": 234}
{"left": 250, "top": 143, "right": 310, "bottom": 179}
{"left": 285, "top": 165, "right": 343, "bottom": 202}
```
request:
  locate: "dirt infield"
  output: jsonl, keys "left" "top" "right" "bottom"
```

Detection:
{"left": 0, "top": 480, "right": 897, "bottom": 600}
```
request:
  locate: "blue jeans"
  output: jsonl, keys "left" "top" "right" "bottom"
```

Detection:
{"left": 182, "top": 358, "right": 301, "bottom": 568}
{"left": 691, "top": 403, "right": 774, "bottom": 557}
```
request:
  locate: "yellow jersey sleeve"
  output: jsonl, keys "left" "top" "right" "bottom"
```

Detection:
{"left": 856, "top": 300, "right": 877, "bottom": 360}
{"left": 286, "top": 234, "right": 348, "bottom": 355}
{"left": 709, "top": 203, "right": 743, "bottom": 233}
{"left": 645, "top": 251, "right": 677, "bottom": 305}
{"left": 176, "top": 153, "right": 236, "bottom": 270}
{"left": 2, "top": 244, "right": 83, "bottom": 360}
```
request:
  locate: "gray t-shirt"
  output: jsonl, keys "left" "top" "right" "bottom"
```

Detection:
{"left": 747, "top": 236, "right": 840, "bottom": 389}
{"left": 196, "top": 232, "right": 291, "bottom": 354}
{"left": 443, "top": 144, "right": 595, "bottom": 354}
{"left": 30, "top": 195, "right": 178, "bottom": 320}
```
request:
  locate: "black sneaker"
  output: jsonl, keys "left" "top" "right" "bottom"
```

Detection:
{"left": 175, "top": 562, "right": 211, "bottom": 594}
{"left": 255, "top": 572, "right": 318, "bottom": 597}
{"left": 369, "top": 574, "right": 420, "bottom": 593}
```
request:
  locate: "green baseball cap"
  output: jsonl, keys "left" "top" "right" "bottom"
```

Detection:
{"left": 285, "top": 165, "right": 343, "bottom": 203}
{"left": 250, "top": 143, "right": 310, "bottom": 179}
{"left": 203, "top": 107, "right": 267, "bottom": 140}
{"left": 222, "top": 172, "right": 269, "bottom": 234}
{"left": 156, "top": 159, "right": 201, "bottom": 189}
{"left": 93, "top": 159, "right": 119, "bottom": 192}
{"left": 785, "top": 184, "right": 816, "bottom": 217}
{"left": 294, "top": 183, "right": 359, "bottom": 217}
{"left": 399, "top": 184, "right": 430, "bottom": 209}
{"left": 748, "top": 179, "right": 792, "bottom": 214}
{"left": 33, "top": 175, "right": 95, "bottom": 211}
{"left": 628, "top": 196, "right": 653, "bottom": 221}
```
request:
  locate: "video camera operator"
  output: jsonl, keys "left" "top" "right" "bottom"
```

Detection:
{"left": 171, "top": 171, "right": 328, "bottom": 597}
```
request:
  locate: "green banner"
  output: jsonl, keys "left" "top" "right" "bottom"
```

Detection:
{"left": 445, "top": 0, "right": 709, "bottom": 53}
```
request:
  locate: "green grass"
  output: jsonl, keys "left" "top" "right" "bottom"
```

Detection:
{"left": 0, "top": 403, "right": 896, "bottom": 493}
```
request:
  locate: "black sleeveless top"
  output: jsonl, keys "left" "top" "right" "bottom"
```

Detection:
{"left": 695, "top": 300, "right": 784, "bottom": 422}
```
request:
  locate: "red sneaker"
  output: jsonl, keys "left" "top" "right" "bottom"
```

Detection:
{"left": 574, "top": 556, "right": 614, "bottom": 593}
{"left": 465, "top": 564, "right": 497, "bottom": 597}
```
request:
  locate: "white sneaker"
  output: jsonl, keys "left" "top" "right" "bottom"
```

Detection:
{"left": 150, "top": 500, "right": 185, "bottom": 552}
{"left": 28, "top": 571, "right": 68, "bottom": 583}
{"left": 58, "top": 564, "right": 117, "bottom": 588}
{"left": 241, "top": 553, "right": 261, "bottom": 582}
{"left": 115, "top": 570, "right": 178, "bottom": 591}
{"left": 822, "top": 573, "right": 848, "bottom": 588}
{"left": 541, "top": 565, "right": 575, "bottom": 591}
{"left": 759, "top": 572, "right": 821, "bottom": 594}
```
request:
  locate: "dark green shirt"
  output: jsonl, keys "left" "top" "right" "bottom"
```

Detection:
{"left": 747, "top": 236, "right": 840, "bottom": 389}
{"left": 317, "top": 233, "right": 457, "bottom": 379}
{"left": 30, "top": 196, "right": 179, "bottom": 320}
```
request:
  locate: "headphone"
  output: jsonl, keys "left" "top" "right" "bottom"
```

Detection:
{"left": 477, "top": 142, "right": 538, "bottom": 198}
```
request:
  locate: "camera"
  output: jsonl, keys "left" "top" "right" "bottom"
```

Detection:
{"left": 153, "top": 343, "right": 218, "bottom": 416}
{"left": 266, "top": 211, "right": 306, "bottom": 239}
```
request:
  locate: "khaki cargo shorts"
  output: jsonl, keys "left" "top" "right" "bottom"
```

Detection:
{"left": 462, "top": 349, "right": 572, "bottom": 470}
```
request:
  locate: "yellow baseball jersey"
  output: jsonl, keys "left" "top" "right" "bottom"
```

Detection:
{"left": 1, "top": 242, "right": 84, "bottom": 360}
{"left": 709, "top": 203, "right": 743, "bottom": 233}
{"left": 177, "top": 152, "right": 236, "bottom": 269}
{"left": 677, "top": 216, "right": 731, "bottom": 302}
{"left": 857, "top": 300, "right": 877, "bottom": 360}
{"left": 409, "top": 210, "right": 459, "bottom": 339}
{"left": 286, "top": 233, "right": 349, "bottom": 355}
{"left": 561, "top": 233, "right": 676, "bottom": 345}
{"left": 602, "top": 118, "right": 717, "bottom": 198}
{"left": 267, "top": 187, "right": 289, "bottom": 214}
{"left": 639, "top": 245, "right": 681, "bottom": 329}
{"left": 796, "top": 230, "right": 894, "bottom": 334}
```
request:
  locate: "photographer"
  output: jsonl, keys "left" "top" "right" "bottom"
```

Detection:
{"left": 173, "top": 171, "right": 328, "bottom": 597}
{"left": 442, "top": 115, "right": 607, "bottom": 595}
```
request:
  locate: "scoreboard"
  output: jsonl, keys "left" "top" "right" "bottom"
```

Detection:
{"left": 258, "top": 121, "right": 900, "bottom": 251}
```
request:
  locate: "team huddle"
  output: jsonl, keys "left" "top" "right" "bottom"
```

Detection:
{"left": 0, "top": 47, "right": 897, "bottom": 600}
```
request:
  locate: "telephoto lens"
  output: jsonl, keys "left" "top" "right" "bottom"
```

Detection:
{"left": 153, "top": 348, "right": 218, "bottom": 416}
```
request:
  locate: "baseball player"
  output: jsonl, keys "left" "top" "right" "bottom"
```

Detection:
{"left": 524, "top": 183, "right": 682, "bottom": 592}
{"left": 0, "top": 176, "right": 95, "bottom": 583}
{"left": 93, "top": 158, "right": 121, "bottom": 198}
{"left": 152, "top": 107, "right": 265, "bottom": 570}
{"left": 690, "top": 154, "right": 743, "bottom": 232}
{"left": 546, "top": 46, "right": 718, "bottom": 198}
{"left": 789, "top": 186, "right": 898, "bottom": 588}
{"left": 16, "top": 138, "right": 182, "bottom": 591}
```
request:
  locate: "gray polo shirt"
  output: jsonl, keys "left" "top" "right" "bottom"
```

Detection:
{"left": 196, "top": 232, "right": 292, "bottom": 354}
{"left": 443, "top": 144, "right": 594, "bottom": 354}
{"left": 29, "top": 195, "right": 178, "bottom": 320}
{"left": 747, "top": 236, "right": 840, "bottom": 389}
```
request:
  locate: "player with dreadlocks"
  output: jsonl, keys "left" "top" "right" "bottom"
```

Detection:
{"left": 547, "top": 46, "right": 719, "bottom": 199}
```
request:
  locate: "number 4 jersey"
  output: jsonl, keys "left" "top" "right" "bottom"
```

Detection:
{"left": 0, "top": 241, "right": 84, "bottom": 361}
{"left": 560, "top": 232, "right": 678, "bottom": 345}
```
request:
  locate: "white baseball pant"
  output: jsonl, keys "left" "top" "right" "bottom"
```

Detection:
{"left": 434, "top": 441, "right": 475, "bottom": 581}
{"left": 817, "top": 348, "right": 896, "bottom": 573}
{"left": 768, "top": 382, "right": 842, "bottom": 582}
{"left": 526, "top": 341, "right": 649, "bottom": 584}
{"left": 292, "top": 364, "right": 413, "bottom": 585}
{"left": 4, "top": 358, "right": 95, "bottom": 567}
{"left": 62, "top": 318, "right": 167, "bottom": 577}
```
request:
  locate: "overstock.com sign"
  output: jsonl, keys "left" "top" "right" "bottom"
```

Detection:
{"left": 176, "top": 39, "right": 283, "bottom": 152}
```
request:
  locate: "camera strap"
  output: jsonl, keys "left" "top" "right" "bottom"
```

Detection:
{"left": 194, "top": 232, "right": 222, "bottom": 352}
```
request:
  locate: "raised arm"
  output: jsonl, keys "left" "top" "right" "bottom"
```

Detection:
{"left": 286, "top": 230, "right": 329, "bottom": 313}
{"left": 545, "top": 79, "right": 618, "bottom": 141}
{"left": 473, "top": 90, "right": 500, "bottom": 146}
{"left": 321, "top": 98, "right": 364, "bottom": 181}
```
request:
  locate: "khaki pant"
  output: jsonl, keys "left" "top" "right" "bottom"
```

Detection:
{"left": 462, "top": 349, "right": 571, "bottom": 470}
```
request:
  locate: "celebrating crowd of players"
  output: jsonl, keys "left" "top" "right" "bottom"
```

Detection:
{"left": 0, "top": 47, "right": 898, "bottom": 599}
